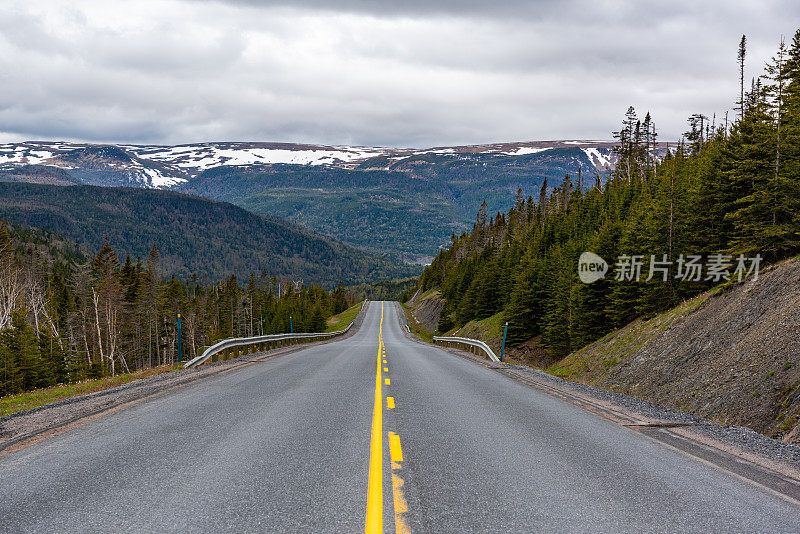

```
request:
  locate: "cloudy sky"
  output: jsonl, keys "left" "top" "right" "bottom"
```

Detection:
{"left": 0, "top": 0, "right": 797, "bottom": 147}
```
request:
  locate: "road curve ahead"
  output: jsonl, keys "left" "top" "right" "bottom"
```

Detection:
{"left": 1, "top": 301, "right": 799, "bottom": 533}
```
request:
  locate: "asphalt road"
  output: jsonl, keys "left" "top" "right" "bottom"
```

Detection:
{"left": 1, "top": 301, "right": 798, "bottom": 533}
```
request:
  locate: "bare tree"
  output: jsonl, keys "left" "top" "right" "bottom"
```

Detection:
{"left": 0, "top": 224, "right": 22, "bottom": 331}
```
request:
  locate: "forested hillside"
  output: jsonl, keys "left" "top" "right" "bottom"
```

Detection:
{"left": 0, "top": 182, "right": 417, "bottom": 285}
{"left": 179, "top": 147, "right": 610, "bottom": 258}
{"left": 0, "top": 221, "right": 353, "bottom": 396}
{"left": 179, "top": 164, "right": 457, "bottom": 259}
{"left": 420, "top": 31, "right": 800, "bottom": 359}
{"left": 1, "top": 140, "right": 623, "bottom": 259}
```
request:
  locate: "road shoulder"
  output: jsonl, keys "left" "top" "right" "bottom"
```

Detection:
{"left": 391, "top": 302, "right": 800, "bottom": 504}
{"left": 0, "top": 303, "right": 370, "bottom": 455}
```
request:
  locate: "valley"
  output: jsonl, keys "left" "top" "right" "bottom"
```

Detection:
{"left": 0, "top": 140, "right": 653, "bottom": 258}
{"left": 0, "top": 182, "right": 416, "bottom": 285}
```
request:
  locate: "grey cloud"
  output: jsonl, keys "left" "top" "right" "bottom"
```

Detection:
{"left": 0, "top": 0, "right": 797, "bottom": 147}
{"left": 195, "top": 0, "right": 799, "bottom": 25}
{"left": 191, "top": 0, "right": 566, "bottom": 19}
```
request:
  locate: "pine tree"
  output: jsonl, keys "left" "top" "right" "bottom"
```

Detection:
{"left": 739, "top": 34, "right": 747, "bottom": 118}
{"left": 540, "top": 248, "right": 573, "bottom": 356}
{"left": 726, "top": 80, "right": 786, "bottom": 258}
{"left": 0, "top": 324, "right": 21, "bottom": 396}
{"left": 504, "top": 252, "right": 545, "bottom": 343}
{"left": 143, "top": 244, "right": 161, "bottom": 367}
{"left": 331, "top": 285, "right": 348, "bottom": 315}
{"left": 7, "top": 308, "right": 47, "bottom": 391}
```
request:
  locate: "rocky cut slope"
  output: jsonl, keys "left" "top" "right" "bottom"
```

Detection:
{"left": 549, "top": 257, "right": 800, "bottom": 443}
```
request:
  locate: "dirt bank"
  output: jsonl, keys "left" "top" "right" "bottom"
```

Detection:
{"left": 550, "top": 258, "right": 800, "bottom": 443}
{"left": 408, "top": 290, "right": 443, "bottom": 333}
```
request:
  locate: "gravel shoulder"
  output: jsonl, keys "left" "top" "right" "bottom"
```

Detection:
{"left": 0, "top": 303, "right": 369, "bottom": 454}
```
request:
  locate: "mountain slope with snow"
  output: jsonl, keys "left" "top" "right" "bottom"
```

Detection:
{"left": 0, "top": 139, "right": 646, "bottom": 186}
{"left": 0, "top": 139, "right": 672, "bottom": 258}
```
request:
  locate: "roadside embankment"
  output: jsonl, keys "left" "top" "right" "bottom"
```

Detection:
{"left": 406, "top": 289, "right": 443, "bottom": 333}
{"left": 412, "top": 257, "right": 800, "bottom": 444}
{"left": 550, "top": 257, "right": 800, "bottom": 443}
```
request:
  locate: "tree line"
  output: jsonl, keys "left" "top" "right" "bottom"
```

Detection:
{"left": 0, "top": 224, "right": 352, "bottom": 396}
{"left": 420, "top": 31, "right": 800, "bottom": 358}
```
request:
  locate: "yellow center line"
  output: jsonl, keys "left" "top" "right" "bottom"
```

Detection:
{"left": 365, "top": 303, "right": 384, "bottom": 534}
{"left": 388, "top": 432, "right": 403, "bottom": 462}
{"left": 392, "top": 474, "right": 410, "bottom": 534}
{"left": 389, "top": 432, "right": 411, "bottom": 534}
{"left": 387, "top": 397, "right": 395, "bottom": 409}
{"left": 384, "top": 367, "right": 388, "bottom": 372}
{"left": 385, "top": 378, "right": 391, "bottom": 385}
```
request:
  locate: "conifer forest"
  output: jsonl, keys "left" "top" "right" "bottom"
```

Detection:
{"left": 421, "top": 31, "right": 800, "bottom": 356}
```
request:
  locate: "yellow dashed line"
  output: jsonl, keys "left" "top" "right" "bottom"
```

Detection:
{"left": 392, "top": 474, "right": 410, "bottom": 534}
{"left": 387, "top": 397, "right": 395, "bottom": 409}
{"left": 385, "top": 378, "right": 390, "bottom": 385}
{"left": 388, "top": 432, "right": 403, "bottom": 462}
{"left": 389, "top": 432, "right": 410, "bottom": 534}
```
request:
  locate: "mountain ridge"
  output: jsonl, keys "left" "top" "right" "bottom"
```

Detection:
{"left": 0, "top": 139, "right": 641, "bottom": 187}
{"left": 0, "top": 139, "right": 674, "bottom": 257}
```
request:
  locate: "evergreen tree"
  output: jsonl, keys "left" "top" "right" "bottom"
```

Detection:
{"left": 739, "top": 34, "right": 747, "bottom": 118}
{"left": 7, "top": 308, "right": 46, "bottom": 392}
{"left": 418, "top": 33, "right": 800, "bottom": 363}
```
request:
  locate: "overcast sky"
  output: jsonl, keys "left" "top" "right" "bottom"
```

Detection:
{"left": 0, "top": 0, "right": 797, "bottom": 147}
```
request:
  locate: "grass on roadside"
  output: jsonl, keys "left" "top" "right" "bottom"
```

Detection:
{"left": 325, "top": 301, "right": 364, "bottom": 333}
{"left": 546, "top": 289, "right": 718, "bottom": 382}
{"left": 0, "top": 365, "right": 181, "bottom": 418}
{"left": 446, "top": 311, "right": 508, "bottom": 353}
{"left": 400, "top": 302, "right": 434, "bottom": 342}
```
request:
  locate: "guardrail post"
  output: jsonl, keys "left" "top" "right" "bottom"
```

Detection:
{"left": 500, "top": 322, "right": 508, "bottom": 362}
{"left": 177, "top": 313, "right": 182, "bottom": 363}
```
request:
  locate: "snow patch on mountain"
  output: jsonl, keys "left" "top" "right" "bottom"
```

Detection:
{"left": 582, "top": 147, "right": 615, "bottom": 170}
{"left": 127, "top": 144, "right": 389, "bottom": 175}
{"left": 0, "top": 145, "right": 57, "bottom": 165}
{"left": 0, "top": 142, "right": 187, "bottom": 188}
{"left": 134, "top": 167, "right": 185, "bottom": 188}
{"left": 504, "top": 146, "right": 552, "bottom": 156}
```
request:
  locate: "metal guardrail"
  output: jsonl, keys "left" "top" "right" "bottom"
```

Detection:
{"left": 433, "top": 335, "right": 500, "bottom": 363}
{"left": 183, "top": 323, "right": 354, "bottom": 368}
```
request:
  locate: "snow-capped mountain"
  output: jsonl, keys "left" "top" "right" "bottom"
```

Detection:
{"left": 0, "top": 139, "right": 648, "bottom": 189}
{"left": 121, "top": 140, "right": 622, "bottom": 180}
{"left": 0, "top": 138, "right": 674, "bottom": 259}
{"left": 123, "top": 143, "right": 390, "bottom": 177}
{"left": 0, "top": 142, "right": 186, "bottom": 188}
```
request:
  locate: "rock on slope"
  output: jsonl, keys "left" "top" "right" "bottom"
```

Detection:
{"left": 549, "top": 257, "right": 800, "bottom": 443}
{"left": 408, "top": 290, "right": 444, "bottom": 333}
